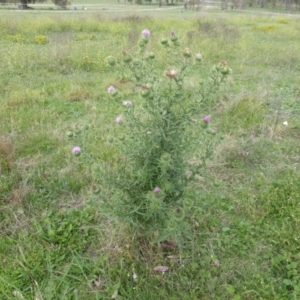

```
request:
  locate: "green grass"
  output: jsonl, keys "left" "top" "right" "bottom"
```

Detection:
{"left": 0, "top": 10, "right": 300, "bottom": 300}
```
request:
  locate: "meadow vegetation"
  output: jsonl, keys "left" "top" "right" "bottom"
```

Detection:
{"left": 0, "top": 10, "right": 300, "bottom": 299}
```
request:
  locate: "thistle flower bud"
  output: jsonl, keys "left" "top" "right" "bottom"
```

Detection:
{"left": 107, "top": 136, "right": 114, "bottom": 143}
{"left": 218, "top": 60, "right": 231, "bottom": 75}
{"left": 149, "top": 52, "right": 155, "bottom": 59}
{"left": 141, "top": 89, "right": 150, "bottom": 98}
{"left": 110, "top": 90, "right": 119, "bottom": 98}
{"left": 174, "top": 207, "right": 185, "bottom": 220}
{"left": 183, "top": 48, "right": 192, "bottom": 58}
{"left": 142, "top": 36, "right": 149, "bottom": 44}
{"left": 123, "top": 55, "right": 132, "bottom": 63}
{"left": 160, "top": 38, "right": 168, "bottom": 45}
{"left": 220, "top": 66, "right": 230, "bottom": 75}
{"left": 138, "top": 39, "right": 146, "bottom": 47}
{"left": 195, "top": 53, "right": 202, "bottom": 62}
{"left": 206, "top": 128, "right": 216, "bottom": 135}
{"left": 170, "top": 31, "right": 178, "bottom": 42}
{"left": 107, "top": 56, "right": 117, "bottom": 66}
{"left": 133, "top": 59, "right": 142, "bottom": 66}
{"left": 91, "top": 184, "right": 100, "bottom": 194}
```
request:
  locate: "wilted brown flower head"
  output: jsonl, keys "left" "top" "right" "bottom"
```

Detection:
{"left": 220, "top": 60, "right": 228, "bottom": 67}
{"left": 141, "top": 84, "right": 151, "bottom": 90}
{"left": 183, "top": 47, "right": 192, "bottom": 58}
{"left": 165, "top": 68, "right": 179, "bottom": 79}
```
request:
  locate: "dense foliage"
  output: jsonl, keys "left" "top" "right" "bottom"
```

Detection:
{"left": 0, "top": 0, "right": 70, "bottom": 9}
{"left": 0, "top": 12, "right": 299, "bottom": 299}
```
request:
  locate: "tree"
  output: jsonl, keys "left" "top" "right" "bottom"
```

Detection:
{"left": 0, "top": 0, "right": 70, "bottom": 9}
{"left": 52, "top": 0, "right": 71, "bottom": 9}
{"left": 0, "top": 0, "right": 40, "bottom": 9}
{"left": 19, "top": 0, "right": 34, "bottom": 9}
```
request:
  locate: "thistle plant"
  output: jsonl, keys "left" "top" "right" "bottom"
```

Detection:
{"left": 99, "top": 29, "right": 231, "bottom": 242}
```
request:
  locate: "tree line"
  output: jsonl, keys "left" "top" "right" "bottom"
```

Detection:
{"left": 0, "top": 0, "right": 70, "bottom": 9}
{"left": 136, "top": 0, "right": 300, "bottom": 11}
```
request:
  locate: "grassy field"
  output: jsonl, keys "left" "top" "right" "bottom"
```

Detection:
{"left": 0, "top": 7, "right": 300, "bottom": 300}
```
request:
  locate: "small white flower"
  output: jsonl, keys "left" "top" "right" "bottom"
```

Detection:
{"left": 133, "top": 269, "right": 138, "bottom": 281}
{"left": 123, "top": 100, "right": 133, "bottom": 106}
{"left": 283, "top": 121, "right": 288, "bottom": 126}
{"left": 12, "top": 291, "right": 24, "bottom": 299}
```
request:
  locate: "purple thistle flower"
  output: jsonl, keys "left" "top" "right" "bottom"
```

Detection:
{"left": 153, "top": 187, "right": 161, "bottom": 193}
{"left": 107, "top": 85, "right": 115, "bottom": 93}
{"left": 72, "top": 146, "right": 81, "bottom": 155}
{"left": 203, "top": 115, "right": 211, "bottom": 123}
{"left": 170, "top": 30, "right": 175, "bottom": 36}
{"left": 142, "top": 29, "right": 150, "bottom": 37}
{"left": 115, "top": 116, "right": 122, "bottom": 123}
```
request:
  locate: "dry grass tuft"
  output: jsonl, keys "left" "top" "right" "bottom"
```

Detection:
{"left": 197, "top": 18, "right": 239, "bottom": 41}
{"left": 9, "top": 187, "right": 31, "bottom": 206}
{"left": 68, "top": 90, "right": 92, "bottom": 102}
{"left": 0, "top": 135, "right": 14, "bottom": 174}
